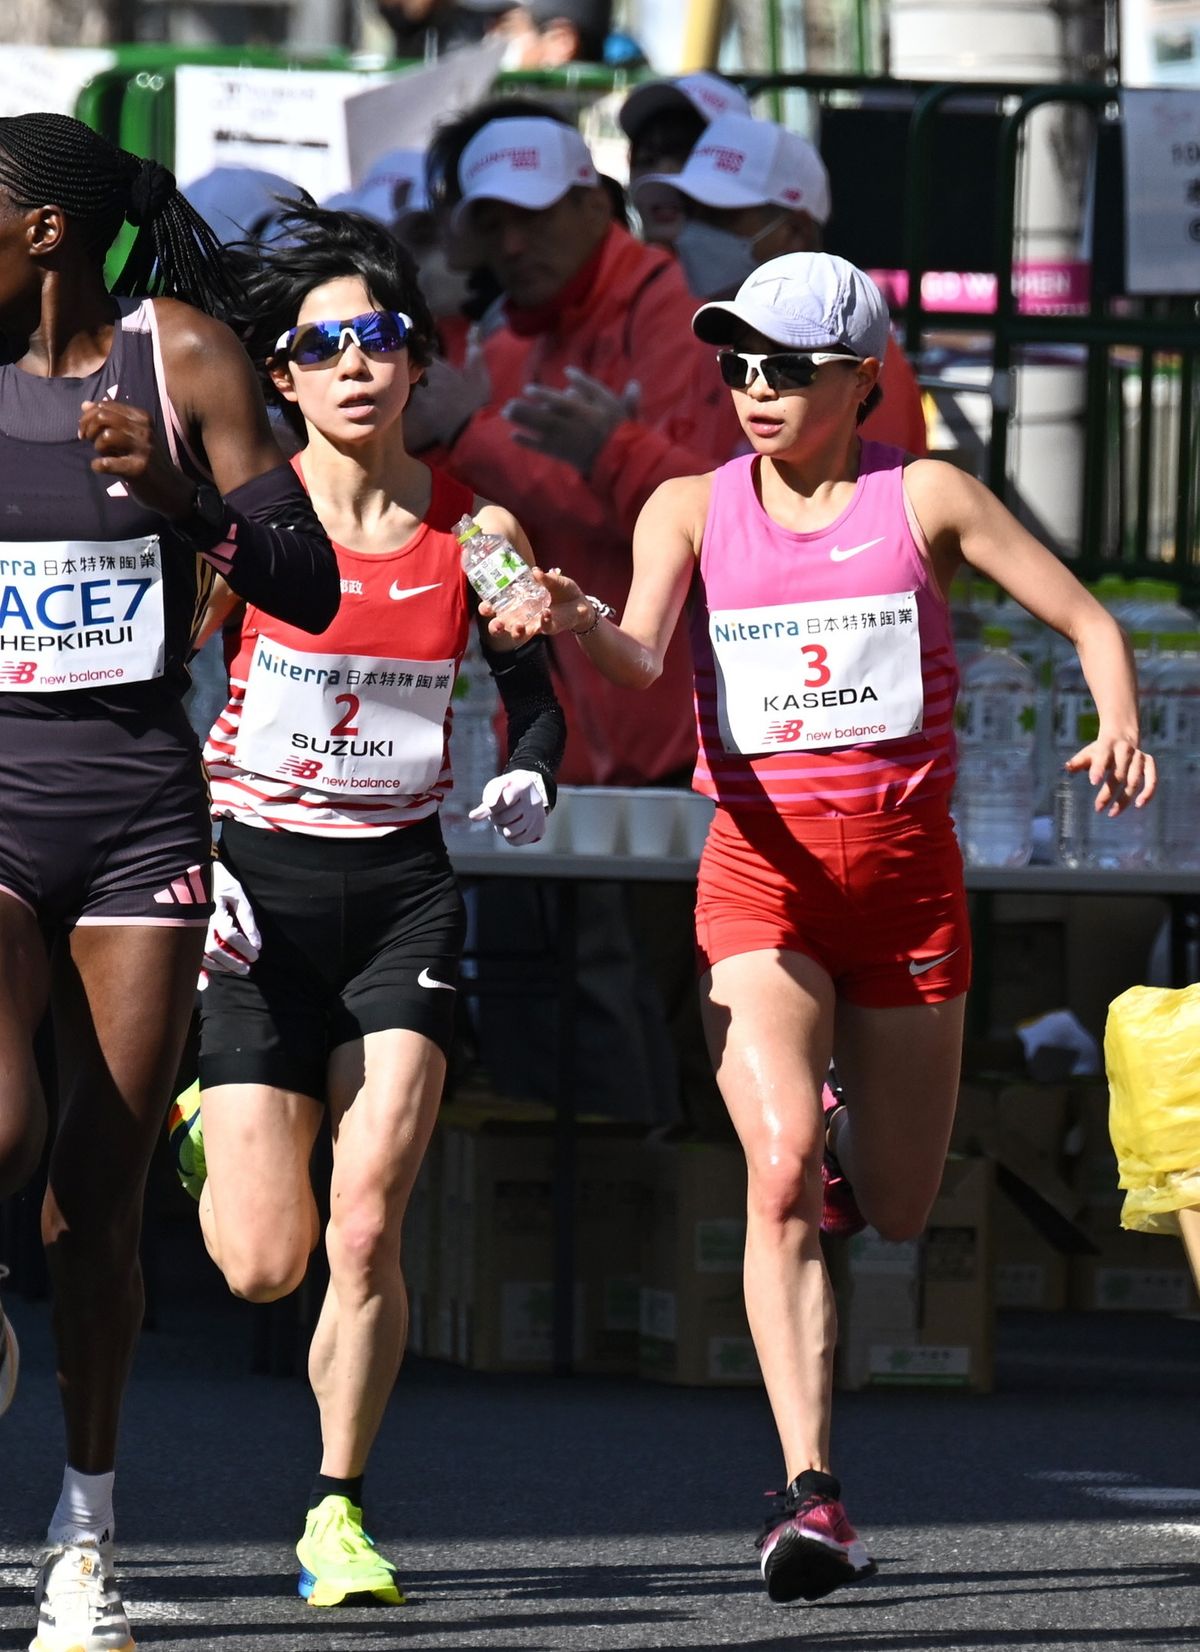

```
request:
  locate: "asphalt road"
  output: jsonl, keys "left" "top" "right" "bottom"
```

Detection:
{"left": 2, "top": 1251, "right": 1198, "bottom": 1651}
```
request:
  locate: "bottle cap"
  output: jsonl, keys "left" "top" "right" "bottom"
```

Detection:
{"left": 455, "top": 516, "right": 482, "bottom": 544}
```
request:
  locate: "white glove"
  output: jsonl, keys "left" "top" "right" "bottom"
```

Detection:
{"left": 468, "top": 770, "right": 549, "bottom": 845}
{"left": 202, "top": 862, "right": 262, "bottom": 980}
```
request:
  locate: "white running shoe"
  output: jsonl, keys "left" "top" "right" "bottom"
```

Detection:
{"left": 30, "top": 1538, "right": 134, "bottom": 1652}
{"left": 0, "top": 1266, "right": 17, "bottom": 1418}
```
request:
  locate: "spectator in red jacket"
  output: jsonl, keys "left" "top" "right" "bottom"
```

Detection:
{"left": 633, "top": 111, "right": 928, "bottom": 457}
{"left": 408, "top": 113, "right": 742, "bottom": 786}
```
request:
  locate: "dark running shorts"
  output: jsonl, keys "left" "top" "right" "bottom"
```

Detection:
{"left": 197, "top": 814, "right": 466, "bottom": 1098}
{"left": 0, "top": 710, "right": 212, "bottom": 930}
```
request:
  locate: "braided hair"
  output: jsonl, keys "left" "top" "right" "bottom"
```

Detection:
{"left": 0, "top": 112, "right": 241, "bottom": 320}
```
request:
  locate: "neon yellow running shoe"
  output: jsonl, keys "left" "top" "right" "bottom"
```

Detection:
{"left": 167, "top": 1081, "right": 206, "bottom": 1202}
{"left": 296, "top": 1496, "right": 404, "bottom": 1608}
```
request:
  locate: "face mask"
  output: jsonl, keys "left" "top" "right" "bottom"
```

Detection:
{"left": 415, "top": 247, "right": 473, "bottom": 318}
{"left": 672, "top": 213, "right": 789, "bottom": 300}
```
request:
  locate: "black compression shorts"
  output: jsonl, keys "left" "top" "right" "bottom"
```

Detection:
{"left": 197, "top": 815, "right": 466, "bottom": 1098}
{"left": 0, "top": 711, "right": 213, "bottom": 929}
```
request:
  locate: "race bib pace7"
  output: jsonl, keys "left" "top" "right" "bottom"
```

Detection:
{"left": 0, "top": 537, "right": 164, "bottom": 691}
{"left": 237, "top": 635, "right": 456, "bottom": 796}
{"left": 710, "top": 591, "right": 924, "bottom": 754}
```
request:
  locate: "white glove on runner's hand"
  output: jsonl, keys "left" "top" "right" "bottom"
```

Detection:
{"left": 469, "top": 771, "right": 549, "bottom": 845}
{"left": 202, "top": 862, "right": 262, "bottom": 979}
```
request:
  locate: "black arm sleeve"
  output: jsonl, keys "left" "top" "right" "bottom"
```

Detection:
{"left": 481, "top": 632, "right": 566, "bottom": 807}
{"left": 208, "top": 463, "right": 340, "bottom": 634}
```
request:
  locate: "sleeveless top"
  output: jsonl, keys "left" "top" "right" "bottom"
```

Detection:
{"left": 0, "top": 299, "right": 210, "bottom": 725}
{"left": 689, "top": 442, "right": 958, "bottom": 817}
{"left": 205, "top": 461, "right": 473, "bottom": 836}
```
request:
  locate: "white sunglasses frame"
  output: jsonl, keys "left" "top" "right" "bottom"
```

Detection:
{"left": 718, "top": 349, "right": 861, "bottom": 389}
{"left": 273, "top": 310, "right": 415, "bottom": 363}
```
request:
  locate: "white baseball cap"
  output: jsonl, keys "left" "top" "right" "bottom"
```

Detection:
{"left": 692, "top": 252, "right": 891, "bottom": 364}
{"left": 454, "top": 117, "right": 599, "bottom": 228}
{"left": 633, "top": 113, "right": 831, "bottom": 225}
{"left": 619, "top": 71, "right": 752, "bottom": 141}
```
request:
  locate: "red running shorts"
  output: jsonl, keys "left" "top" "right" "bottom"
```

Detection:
{"left": 694, "top": 797, "right": 971, "bottom": 1007}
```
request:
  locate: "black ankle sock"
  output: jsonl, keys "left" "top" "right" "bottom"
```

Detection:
{"left": 310, "top": 1472, "right": 364, "bottom": 1512}
{"left": 789, "top": 1468, "right": 841, "bottom": 1504}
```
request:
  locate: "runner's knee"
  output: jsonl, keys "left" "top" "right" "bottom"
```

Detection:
{"left": 745, "top": 1144, "right": 822, "bottom": 1229}
{"left": 325, "top": 1196, "right": 401, "bottom": 1292}
{"left": 221, "top": 1238, "right": 311, "bottom": 1304}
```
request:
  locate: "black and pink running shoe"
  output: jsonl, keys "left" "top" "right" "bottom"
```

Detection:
{"left": 820, "top": 1083, "right": 867, "bottom": 1238}
{"left": 757, "top": 1470, "right": 877, "bottom": 1603}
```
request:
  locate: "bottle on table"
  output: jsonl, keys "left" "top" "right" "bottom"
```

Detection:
{"left": 1145, "top": 632, "right": 1200, "bottom": 871}
{"left": 953, "top": 625, "right": 1036, "bottom": 867}
{"left": 443, "top": 625, "right": 499, "bottom": 838}
{"left": 1052, "top": 650, "right": 1157, "bottom": 870}
{"left": 455, "top": 515, "right": 549, "bottom": 628}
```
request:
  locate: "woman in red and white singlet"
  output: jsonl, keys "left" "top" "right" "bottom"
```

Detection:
{"left": 180, "top": 204, "right": 563, "bottom": 1606}
{"left": 484, "top": 252, "right": 1155, "bottom": 1606}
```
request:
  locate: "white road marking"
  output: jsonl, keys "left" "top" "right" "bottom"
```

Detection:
{"left": 1029, "top": 1470, "right": 1139, "bottom": 1484}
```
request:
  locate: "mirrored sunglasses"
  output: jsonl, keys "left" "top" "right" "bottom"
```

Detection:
{"left": 274, "top": 310, "right": 414, "bottom": 367}
{"left": 717, "top": 349, "right": 859, "bottom": 392}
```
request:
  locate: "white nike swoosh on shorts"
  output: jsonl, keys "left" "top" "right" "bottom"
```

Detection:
{"left": 909, "top": 948, "right": 959, "bottom": 976}
{"left": 829, "top": 537, "right": 884, "bottom": 562}
{"left": 418, "top": 967, "right": 456, "bottom": 991}
{"left": 389, "top": 581, "right": 441, "bottom": 601}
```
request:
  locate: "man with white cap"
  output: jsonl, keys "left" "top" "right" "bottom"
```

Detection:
{"left": 634, "top": 112, "right": 928, "bottom": 455}
{"left": 480, "top": 248, "right": 1152, "bottom": 1605}
{"left": 620, "top": 70, "right": 752, "bottom": 190}
{"left": 411, "top": 112, "right": 740, "bottom": 788}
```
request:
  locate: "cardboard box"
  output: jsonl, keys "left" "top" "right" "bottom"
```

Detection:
{"left": 1066, "top": 1077, "right": 1123, "bottom": 1214}
{"left": 430, "top": 1105, "right": 646, "bottom": 1373}
{"left": 833, "top": 1156, "right": 995, "bottom": 1393}
{"left": 1070, "top": 1219, "right": 1199, "bottom": 1314}
{"left": 638, "top": 1141, "right": 759, "bottom": 1387}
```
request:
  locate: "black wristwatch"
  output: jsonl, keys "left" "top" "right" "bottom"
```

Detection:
{"left": 172, "top": 482, "right": 230, "bottom": 553}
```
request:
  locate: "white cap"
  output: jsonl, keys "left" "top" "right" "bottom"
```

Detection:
{"left": 322, "top": 148, "right": 429, "bottom": 227}
{"left": 633, "top": 113, "right": 830, "bottom": 225}
{"left": 692, "top": 252, "right": 891, "bottom": 363}
{"left": 455, "top": 118, "right": 598, "bottom": 227}
{"left": 619, "top": 72, "right": 752, "bottom": 141}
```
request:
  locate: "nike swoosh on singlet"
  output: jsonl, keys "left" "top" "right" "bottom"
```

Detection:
{"left": 418, "top": 967, "right": 456, "bottom": 992}
{"left": 909, "top": 949, "right": 959, "bottom": 976}
{"left": 829, "top": 537, "right": 884, "bottom": 562}
{"left": 389, "top": 581, "right": 441, "bottom": 601}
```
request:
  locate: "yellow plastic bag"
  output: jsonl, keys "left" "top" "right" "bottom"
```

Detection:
{"left": 1105, "top": 983, "right": 1200, "bottom": 1236}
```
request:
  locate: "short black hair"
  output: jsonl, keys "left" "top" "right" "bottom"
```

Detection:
{"left": 227, "top": 202, "right": 436, "bottom": 440}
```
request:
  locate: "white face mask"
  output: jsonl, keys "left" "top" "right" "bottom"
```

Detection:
{"left": 672, "top": 213, "right": 789, "bottom": 300}
{"left": 415, "top": 247, "right": 472, "bottom": 318}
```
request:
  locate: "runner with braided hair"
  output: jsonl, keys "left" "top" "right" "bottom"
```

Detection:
{"left": 0, "top": 112, "right": 338, "bottom": 1652}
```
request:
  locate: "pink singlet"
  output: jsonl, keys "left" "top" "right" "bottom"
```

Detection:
{"left": 689, "top": 441, "right": 971, "bottom": 1005}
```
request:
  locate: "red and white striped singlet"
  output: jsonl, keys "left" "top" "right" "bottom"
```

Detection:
{"left": 206, "top": 463, "right": 472, "bottom": 836}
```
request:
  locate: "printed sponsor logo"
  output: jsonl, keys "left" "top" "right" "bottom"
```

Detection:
{"left": 909, "top": 949, "right": 959, "bottom": 977}
{"left": 829, "top": 538, "right": 884, "bottom": 562}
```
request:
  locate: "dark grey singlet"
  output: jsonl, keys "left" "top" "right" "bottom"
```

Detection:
{"left": 0, "top": 298, "right": 209, "bottom": 723}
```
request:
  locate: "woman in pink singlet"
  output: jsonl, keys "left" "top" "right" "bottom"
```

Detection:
{"left": 483, "top": 251, "right": 1155, "bottom": 1606}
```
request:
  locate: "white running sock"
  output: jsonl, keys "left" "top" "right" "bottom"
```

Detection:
{"left": 47, "top": 1466, "right": 115, "bottom": 1546}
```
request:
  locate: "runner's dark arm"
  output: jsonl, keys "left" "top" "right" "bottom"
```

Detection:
{"left": 480, "top": 626, "right": 566, "bottom": 807}
{"left": 155, "top": 300, "right": 339, "bottom": 633}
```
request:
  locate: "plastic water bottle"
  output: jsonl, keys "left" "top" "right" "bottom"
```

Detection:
{"left": 442, "top": 626, "right": 499, "bottom": 839}
{"left": 1146, "top": 633, "right": 1200, "bottom": 869}
{"left": 954, "top": 626, "right": 1036, "bottom": 867}
{"left": 1052, "top": 651, "right": 1156, "bottom": 869}
{"left": 454, "top": 514, "right": 549, "bottom": 627}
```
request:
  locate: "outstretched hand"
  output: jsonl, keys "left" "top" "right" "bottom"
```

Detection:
{"left": 479, "top": 566, "right": 593, "bottom": 644}
{"left": 1064, "top": 731, "right": 1157, "bottom": 815}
